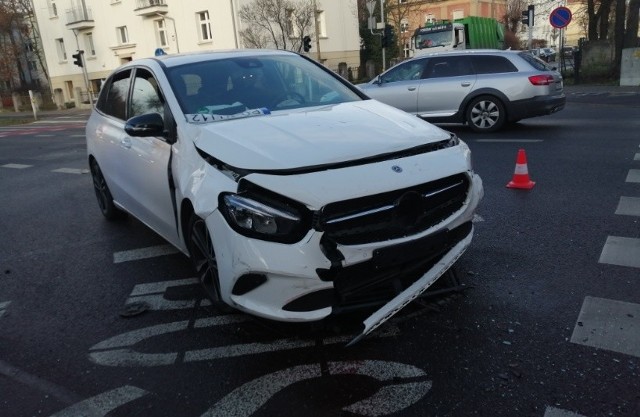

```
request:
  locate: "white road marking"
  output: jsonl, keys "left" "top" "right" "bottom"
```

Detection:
{"left": 615, "top": 196, "right": 640, "bottom": 216}
{"left": 634, "top": 153, "right": 640, "bottom": 161}
{"left": 201, "top": 360, "right": 431, "bottom": 417}
{"left": 126, "top": 277, "right": 211, "bottom": 310}
{"left": 0, "top": 300, "right": 9, "bottom": 318}
{"left": 51, "top": 168, "right": 89, "bottom": 174}
{"left": 113, "top": 244, "right": 180, "bottom": 263}
{"left": 475, "top": 139, "right": 543, "bottom": 143}
{"left": 598, "top": 236, "right": 640, "bottom": 268}
{"left": 88, "top": 316, "right": 398, "bottom": 367}
{"left": 70, "top": 134, "right": 85, "bottom": 137}
{"left": 36, "top": 134, "right": 56, "bottom": 137}
{"left": 472, "top": 214, "right": 484, "bottom": 223}
{"left": 570, "top": 296, "right": 640, "bottom": 358}
{"left": 626, "top": 169, "right": 640, "bottom": 183}
{"left": 49, "top": 385, "right": 149, "bottom": 417}
{"left": 544, "top": 406, "right": 587, "bottom": 417}
{"left": 2, "top": 163, "right": 32, "bottom": 169}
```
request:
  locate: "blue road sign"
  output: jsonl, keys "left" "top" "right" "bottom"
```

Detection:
{"left": 550, "top": 7, "right": 572, "bottom": 29}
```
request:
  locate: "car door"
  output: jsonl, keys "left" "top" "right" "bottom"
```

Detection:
{"left": 363, "top": 58, "right": 427, "bottom": 114}
{"left": 416, "top": 55, "right": 477, "bottom": 118}
{"left": 117, "top": 67, "right": 178, "bottom": 242}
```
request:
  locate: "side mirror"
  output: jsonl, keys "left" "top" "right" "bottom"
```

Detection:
{"left": 374, "top": 75, "right": 382, "bottom": 85}
{"left": 125, "top": 113, "right": 166, "bottom": 138}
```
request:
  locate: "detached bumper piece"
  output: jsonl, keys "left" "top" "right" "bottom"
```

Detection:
{"left": 321, "top": 221, "right": 472, "bottom": 314}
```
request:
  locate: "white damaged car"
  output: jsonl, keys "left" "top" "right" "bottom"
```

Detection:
{"left": 86, "top": 50, "right": 483, "bottom": 343}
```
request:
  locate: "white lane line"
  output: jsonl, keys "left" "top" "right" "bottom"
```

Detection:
{"left": 50, "top": 386, "right": 149, "bottom": 417}
{"left": 626, "top": 169, "right": 640, "bottom": 183}
{"left": 113, "top": 244, "right": 180, "bottom": 263}
{"left": 570, "top": 296, "right": 640, "bottom": 358}
{"left": 2, "top": 163, "right": 32, "bottom": 169}
{"left": 475, "top": 139, "right": 543, "bottom": 143}
{"left": 544, "top": 406, "right": 587, "bottom": 417}
{"left": 634, "top": 153, "right": 640, "bottom": 161}
{"left": 51, "top": 168, "right": 89, "bottom": 174}
{"left": 599, "top": 236, "right": 640, "bottom": 268}
{"left": 615, "top": 196, "right": 640, "bottom": 216}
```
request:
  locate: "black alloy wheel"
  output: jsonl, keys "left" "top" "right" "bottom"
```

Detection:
{"left": 187, "top": 215, "right": 233, "bottom": 312}
{"left": 90, "top": 159, "right": 123, "bottom": 220}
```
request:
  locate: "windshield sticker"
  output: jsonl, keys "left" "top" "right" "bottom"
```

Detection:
{"left": 187, "top": 107, "right": 271, "bottom": 124}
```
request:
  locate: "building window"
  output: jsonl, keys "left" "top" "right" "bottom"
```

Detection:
{"left": 155, "top": 19, "right": 168, "bottom": 47}
{"left": 117, "top": 26, "right": 129, "bottom": 44}
{"left": 425, "top": 14, "right": 436, "bottom": 24}
{"left": 197, "top": 11, "right": 212, "bottom": 42}
{"left": 85, "top": 32, "right": 95, "bottom": 56}
{"left": 56, "top": 38, "right": 66, "bottom": 61}
{"left": 400, "top": 20, "right": 409, "bottom": 33}
{"left": 452, "top": 10, "right": 464, "bottom": 20}
{"left": 316, "top": 10, "right": 326, "bottom": 37}
{"left": 403, "top": 42, "right": 410, "bottom": 58}
{"left": 48, "top": 0, "right": 57, "bottom": 17}
{"left": 28, "top": 60, "right": 38, "bottom": 71}
{"left": 286, "top": 9, "right": 295, "bottom": 37}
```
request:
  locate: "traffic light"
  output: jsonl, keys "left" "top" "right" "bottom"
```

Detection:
{"left": 303, "top": 35, "right": 312, "bottom": 52}
{"left": 72, "top": 50, "right": 84, "bottom": 67}
{"left": 382, "top": 24, "right": 395, "bottom": 48}
{"left": 522, "top": 5, "right": 535, "bottom": 27}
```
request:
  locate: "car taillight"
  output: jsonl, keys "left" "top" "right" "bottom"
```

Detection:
{"left": 528, "top": 75, "right": 555, "bottom": 86}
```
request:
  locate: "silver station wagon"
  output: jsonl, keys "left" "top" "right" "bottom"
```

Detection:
{"left": 358, "top": 49, "right": 565, "bottom": 133}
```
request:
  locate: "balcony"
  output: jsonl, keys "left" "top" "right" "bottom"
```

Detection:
{"left": 134, "top": 0, "right": 168, "bottom": 17}
{"left": 65, "top": 6, "right": 94, "bottom": 30}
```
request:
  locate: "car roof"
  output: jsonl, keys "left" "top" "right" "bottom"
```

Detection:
{"left": 410, "top": 49, "right": 522, "bottom": 60}
{"left": 117, "top": 49, "right": 299, "bottom": 70}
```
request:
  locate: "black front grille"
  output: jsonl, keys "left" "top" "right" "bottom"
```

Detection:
{"left": 323, "top": 221, "right": 473, "bottom": 312}
{"left": 317, "top": 173, "right": 469, "bottom": 245}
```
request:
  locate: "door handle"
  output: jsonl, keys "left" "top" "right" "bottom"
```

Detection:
{"left": 461, "top": 82, "right": 471, "bottom": 87}
{"left": 408, "top": 86, "right": 417, "bottom": 91}
{"left": 120, "top": 138, "right": 132, "bottom": 149}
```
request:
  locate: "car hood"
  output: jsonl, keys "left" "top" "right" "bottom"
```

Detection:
{"left": 188, "top": 100, "right": 450, "bottom": 171}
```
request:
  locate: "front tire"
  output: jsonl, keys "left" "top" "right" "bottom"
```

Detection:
{"left": 187, "top": 215, "right": 233, "bottom": 312}
{"left": 90, "top": 159, "right": 124, "bottom": 220}
{"left": 466, "top": 95, "right": 506, "bottom": 133}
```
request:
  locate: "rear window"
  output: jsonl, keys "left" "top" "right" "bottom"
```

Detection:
{"left": 471, "top": 55, "right": 517, "bottom": 74}
{"left": 518, "top": 52, "right": 552, "bottom": 71}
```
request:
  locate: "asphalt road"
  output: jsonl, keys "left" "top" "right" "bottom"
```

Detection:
{"left": 1, "top": 88, "right": 640, "bottom": 417}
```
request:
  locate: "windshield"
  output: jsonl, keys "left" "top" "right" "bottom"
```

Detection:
{"left": 166, "top": 54, "right": 362, "bottom": 122}
{"left": 414, "top": 29, "right": 453, "bottom": 49}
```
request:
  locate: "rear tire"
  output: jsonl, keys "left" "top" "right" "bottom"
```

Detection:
{"left": 466, "top": 95, "right": 506, "bottom": 133}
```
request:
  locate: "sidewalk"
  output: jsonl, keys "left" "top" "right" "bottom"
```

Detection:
{"left": 0, "top": 107, "right": 90, "bottom": 121}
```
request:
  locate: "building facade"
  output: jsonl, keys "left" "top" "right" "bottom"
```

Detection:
{"left": 31, "top": 0, "right": 359, "bottom": 109}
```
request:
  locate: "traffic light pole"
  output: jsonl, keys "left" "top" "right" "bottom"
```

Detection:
{"left": 72, "top": 30, "right": 94, "bottom": 108}
{"left": 379, "top": 0, "right": 386, "bottom": 71}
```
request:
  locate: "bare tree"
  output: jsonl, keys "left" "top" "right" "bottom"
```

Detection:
{"left": 238, "top": 0, "right": 317, "bottom": 52}
{"left": 0, "top": 0, "right": 49, "bottom": 92}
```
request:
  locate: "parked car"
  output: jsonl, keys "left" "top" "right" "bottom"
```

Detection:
{"left": 357, "top": 49, "right": 565, "bottom": 133}
{"left": 86, "top": 49, "right": 483, "bottom": 342}
{"left": 538, "top": 48, "right": 556, "bottom": 62}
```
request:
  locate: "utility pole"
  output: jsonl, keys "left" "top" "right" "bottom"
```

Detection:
{"left": 379, "top": 0, "right": 386, "bottom": 71}
{"left": 313, "top": 0, "right": 322, "bottom": 62}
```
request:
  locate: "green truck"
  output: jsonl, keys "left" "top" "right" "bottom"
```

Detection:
{"left": 412, "top": 17, "right": 505, "bottom": 56}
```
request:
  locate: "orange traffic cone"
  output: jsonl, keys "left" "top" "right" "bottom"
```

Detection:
{"left": 506, "top": 149, "right": 535, "bottom": 189}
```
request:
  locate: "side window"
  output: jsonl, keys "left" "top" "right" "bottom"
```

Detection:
{"left": 472, "top": 56, "right": 518, "bottom": 74}
{"left": 98, "top": 69, "right": 131, "bottom": 120}
{"left": 380, "top": 59, "right": 425, "bottom": 83}
{"left": 425, "top": 56, "right": 473, "bottom": 78}
{"left": 129, "top": 68, "right": 164, "bottom": 118}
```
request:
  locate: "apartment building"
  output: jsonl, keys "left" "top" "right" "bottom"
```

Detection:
{"left": 31, "top": 0, "right": 359, "bottom": 109}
